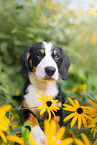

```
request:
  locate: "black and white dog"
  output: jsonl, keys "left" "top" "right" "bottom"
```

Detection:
{"left": 20, "top": 42, "right": 70, "bottom": 145}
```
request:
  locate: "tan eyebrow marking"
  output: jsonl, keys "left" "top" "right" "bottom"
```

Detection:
{"left": 27, "top": 52, "right": 30, "bottom": 60}
{"left": 40, "top": 49, "right": 44, "bottom": 54}
{"left": 54, "top": 50, "right": 57, "bottom": 55}
{"left": 30, "top": 59, "right": 32, "bottom": 68}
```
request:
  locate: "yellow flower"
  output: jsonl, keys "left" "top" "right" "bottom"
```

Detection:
{"left": 37, "top": 89, "right": 59, "bottom": 121}
{"left": 44, "top": 119, "right": 73, "bottom": 145}
{"left": 72, "top": 84, "right": 86, "bottom": 93}
{"left": 7, "top": 136, "right": 24, "bottom": 145}
{"left": 27, "top": 119, "right": 73, "bottom": 145}
{"left": 63, "top": 97, "right": 92, "bottom": 129}
{"left": 88, "top": 8, "right": 97, "bottom": 17}
{"left": 74, "top": 133, "right": 91, "bottom": 145}
{"left": 0, "top": 104, "right": 11, "bottom": 143}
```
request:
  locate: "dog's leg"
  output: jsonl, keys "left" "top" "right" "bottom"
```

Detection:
{"left": 20, "top": 108, "right": 45, "bottom": 145}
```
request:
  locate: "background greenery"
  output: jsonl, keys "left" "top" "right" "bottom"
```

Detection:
{"left": 0, "top": 0, "right": 97, "bottom": 105}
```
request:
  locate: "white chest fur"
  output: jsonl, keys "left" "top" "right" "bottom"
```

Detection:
{"left": 24, "top": 80, "right": 59, "bottom": 119}
{"left": 24, "top": 81, "right": 58, "bottom": 108}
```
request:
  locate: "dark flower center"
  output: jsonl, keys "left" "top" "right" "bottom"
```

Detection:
{"left": 46, "top": 101, "right": 52, "bottom": 107}
{"left": 77, "top": 107, "right": 83, "bottom": 114}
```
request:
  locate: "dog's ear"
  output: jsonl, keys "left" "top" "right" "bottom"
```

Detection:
{"left": 20, "top": 45, "right": 32, "bottom": 78}
{"left": 59, "top": 47, "right": 71, "bottom": 80}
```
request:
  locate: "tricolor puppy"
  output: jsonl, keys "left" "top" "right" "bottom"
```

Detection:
{"left": 20, "top": 42, "right": 70, "bottom": 145}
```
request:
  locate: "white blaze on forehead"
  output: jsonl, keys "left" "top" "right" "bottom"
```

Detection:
{"left": 43, "top": 41, "right": 53, "bottom": 54}
{"left": 35, "top": 42, "right": 59, "bottom": 80}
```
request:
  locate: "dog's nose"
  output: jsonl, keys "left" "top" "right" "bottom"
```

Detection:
{"left": 45, "top": 66, "right": 56, "bottom": 77}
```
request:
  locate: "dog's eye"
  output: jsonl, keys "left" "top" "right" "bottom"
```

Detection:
{"left": 54, "top": 54, "right": 59, "bottom": 59}
{"left": 36, "top": 52, "right": 42, "bottom": 58}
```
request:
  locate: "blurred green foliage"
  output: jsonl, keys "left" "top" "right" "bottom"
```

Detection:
{"left": 0, "top": 0, "right": 97, "bottom": 100}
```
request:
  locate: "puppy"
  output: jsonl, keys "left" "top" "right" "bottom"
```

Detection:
{"left": 20, "top": 42, "right": 70, "bottom": 145}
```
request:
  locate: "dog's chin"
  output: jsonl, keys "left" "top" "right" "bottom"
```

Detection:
{"left": 43, "top": 76, "right": 56, "bottom": 81}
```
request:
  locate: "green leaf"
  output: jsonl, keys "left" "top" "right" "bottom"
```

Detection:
{"left": 16, "top": 5, "right": 23, "bottom": 9}
{"left": 0, "top": 42, "right": 8, "bottom": 52}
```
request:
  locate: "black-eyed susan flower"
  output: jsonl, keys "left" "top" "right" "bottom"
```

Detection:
{"left": 44, "top": 119, "right": 73, "bottom": 145}
{"left": 74, "top": 133, "right": 90, "bottom": 145}
{"left": 0, "top": 104, "right": 11, "bottom": 143}
{"left": 6, "top": 136, "right": 24, "bottom": 145}
{"left": 63, "top": 97, "right": 92, "bottom": 129}
{"left": 37, "top": 89, "right": 60, "bottom": 121}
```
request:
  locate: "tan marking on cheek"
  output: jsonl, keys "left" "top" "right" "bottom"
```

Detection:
{"left": 30, "top": 59, "right": 32, "bottom": 68}
{"left": 54, "top": 50, "right": 57, "bottom": 55}
{"left": 23, "top": 100, "right": 29, "bottom": 108}
{"left": 56, "top": 101, "right": 62, "bottom": 108}
{"left": 40, "top": 49, "right": 44, "bottom": 54}
{"left": 27, "top": 52, "right": 30, "bottom": 60}
{"left": 32, "top": 66, "right": 36, "bottom": 72}
{"left": 27, "top": 114, "right": 39, "bottom": 127}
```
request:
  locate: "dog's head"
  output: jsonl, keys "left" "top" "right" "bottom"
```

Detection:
{"left": 20, "top": 42, "right": 70, "bottom": 81}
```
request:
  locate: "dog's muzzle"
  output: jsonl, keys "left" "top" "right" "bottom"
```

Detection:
{"left": 45, "top": 66, "right": 56, "bottom": 77}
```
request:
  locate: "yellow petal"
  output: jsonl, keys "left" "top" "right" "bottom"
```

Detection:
{"left": 63, "top": 104, "right": 76, "bottom": 111}
{"left": 82, "top": 115, "right": 87, "bottom": 129}
{"left": 37, "top": 97, "right": 44, "bottom": 103}
{"left": 50, "top": 108, "right": 56, "bottom": 119}
{"left": 55, "top": 126, "right": 65, "bottom": 141}
{"left": 27, "top": 135, "right": 36, "bottom": 145}
{"left": 44, "top": 119, "right": 50, "bottom": 136}
{"left": 78, "top": 116, "right": 82, "bottom": 129}
{"left": 68, "top": 97, "right": 76, "bottom": 107}
{"left": 7, "top": 136, "right": 24, "bottom": 144}
{"left": 48, "top": 95, "right": 53, "bottom": 101}
{"left": 74, "top": 138, "right": 85, "bottom": 145}
{"left": 52, "top": 99, "right": 59, "bottom": 104}
{"left": 84, "top": 114, "right": 93, "bottom": 121}
{"left": 51, "top": 105, "right": 59, "bottom": 111}
{"left": 0, "top": 130, "right": 7, "bottom": 143}
{"left": 38, "top": 104, "right": 44, "bottom": 109}
{"left": 40, "top": 107, "right": 46, "bottom": 115}
{"left": 50, "top": 120, "right": 56, "bottom": 137}
{"left": 71, "top": 115, "right": 77, "bottom": 128}
{"left": 41, "top": 89, "right": 46, "bottom": 98}
{"left": 81, "top": 133, "right": 91, "bottom": 145}
{"left": 88, "top": 99, "right": 97, "bottom": 108}
{"left": 64, "top": 113, "right": 75, "bottom": 122}
{"left": 47, "top": 108, "right": 51, "bottom": 121}
{"left": 61, "top": 138, "right": 73, "bottom": 145}
{"left": 74, "top": 100, "right": 80, "bottom": 107}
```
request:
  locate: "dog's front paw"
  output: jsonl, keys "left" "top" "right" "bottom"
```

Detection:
{"left": 30, "top": 126, "right": 45, "bottom": 145}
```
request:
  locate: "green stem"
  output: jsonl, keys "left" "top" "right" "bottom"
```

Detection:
{"left": 11, "top": 106, "right": 38, "bottom": 111}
